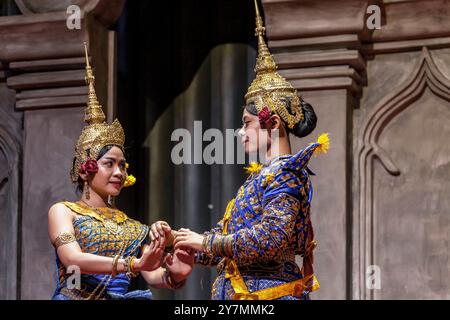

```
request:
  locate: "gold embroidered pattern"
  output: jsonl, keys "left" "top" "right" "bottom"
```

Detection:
{"left": 56, "top": 201, "right": 149, "bottom": 298}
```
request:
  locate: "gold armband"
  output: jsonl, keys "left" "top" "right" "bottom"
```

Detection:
{"left": 53, "top": 232, "right": 77, "bottom": 249}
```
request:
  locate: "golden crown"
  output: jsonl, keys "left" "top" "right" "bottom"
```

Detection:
{"left": 70, "top": 43, "right": 125, "bottom": 183}
{"left": 245, "top": 0, "right": 303, "bottom": 129}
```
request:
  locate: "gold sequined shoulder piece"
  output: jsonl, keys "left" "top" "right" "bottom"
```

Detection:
{"left": 61, "top": 201, "right": 128, "bottom": 224}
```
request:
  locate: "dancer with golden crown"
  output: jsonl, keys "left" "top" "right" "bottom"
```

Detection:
{"left": 48, "top": 44, "right": 192, "bottom": 300}
{"left": 173, "top": 0, "right": 329, "bottom": 300}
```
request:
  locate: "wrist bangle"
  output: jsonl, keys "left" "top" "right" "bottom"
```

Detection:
{"left": 202, "top": 234, "right": 214, "bottom": 256}
{"left": 124, "top": 256, "right": 139, "bottom": 280}
{"left": 201, "top": 235, "right": 209, "bottom": 253}
{"left": 130, "top": 256, "right": 136, "bottom": 273}
{"left": 164, "top": 268, "right": 186, "bottom": 290}
{"left": 111, "top": 255, "right": 120, "bottom": 277}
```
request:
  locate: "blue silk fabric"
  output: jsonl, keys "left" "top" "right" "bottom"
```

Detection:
{"left": 195, "top": 143, "right": 320, "bottom": 300}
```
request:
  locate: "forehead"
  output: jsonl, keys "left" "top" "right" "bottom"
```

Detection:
{"left": 100, "top": 146, "right": 125, "bottom": 160}
{"left": 242, "top": 109, "right": 256, "bottom": 118}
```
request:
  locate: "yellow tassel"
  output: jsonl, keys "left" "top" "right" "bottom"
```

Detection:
{"left": 262, "top": 172, "right": 275, "bottom": 186}
{"left": 244, "top": 162, "right": 263, "bottom": 175}
{"left": 313, "top": 133, "right": 330, "bottom": 155}
{"left": 123, "top": 174, "right": 136, "bottom": 187}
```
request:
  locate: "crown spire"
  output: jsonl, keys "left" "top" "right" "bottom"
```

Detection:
{"left": 253, "top": 0, "right": 277, "bottom": 74}
{"left": 83, "top": 42, "right": 106, "bottom": 125}
{"left": 245, "top": 1, "right": 303, "bottom": 130}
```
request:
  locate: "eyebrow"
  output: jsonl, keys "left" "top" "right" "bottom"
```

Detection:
{"left": 102, "top": 157, "right": 126, "bottom": 162}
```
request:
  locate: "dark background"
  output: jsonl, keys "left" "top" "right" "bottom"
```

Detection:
{"left": 113, "top": 0, "right": 259, "bottom": 223}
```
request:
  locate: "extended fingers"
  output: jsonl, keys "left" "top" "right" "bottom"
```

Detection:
{"left": 149, "top": 224, "right": 159, "bottom": 241}
{"left": 157, "top": 221, "right": 171, "bottom": 234}
{"left": 158, "top": 234, "right": 166, "bottom": 248}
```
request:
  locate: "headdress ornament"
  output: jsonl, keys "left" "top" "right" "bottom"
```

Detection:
{"left": 70, "top": 43, "right": 125, "bottom": 183}
{"left": 245, "top": 0, "right": 304, "bottom": 129}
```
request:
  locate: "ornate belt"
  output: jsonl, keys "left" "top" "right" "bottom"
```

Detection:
{"left": 221, "top": 198, "right": 320, "bottom": 300}
{"left": 224, "top": 258, "right": 319, "bottom": 300}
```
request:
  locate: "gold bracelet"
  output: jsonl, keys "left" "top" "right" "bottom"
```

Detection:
{"left": 53, "top": 232, "right": 77, "bottom": 249}
{"left": 164, "top": 268, "right": 186, "bottom": 290}
{"left": 111, "top": 255, "right": 120, "bottom": 277}
{"left": 124, "top": 256, "right": 139, "bottom": 280}
{"left": 202, "top": 234, "right": 214, "bottom": 256}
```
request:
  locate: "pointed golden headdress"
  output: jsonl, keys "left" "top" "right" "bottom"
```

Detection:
{"left": 70, "top": 43, "right": 125, "bottom": 183}
{"left": 245, "top": 0, "right": 303, "bottom": 129}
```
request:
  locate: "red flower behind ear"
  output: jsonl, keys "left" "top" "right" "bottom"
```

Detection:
{"left": 79, "top": 158, "right": 98, "bottom": 175}
{"left": 258, "top": 106, "right": 271, "bottom": 125}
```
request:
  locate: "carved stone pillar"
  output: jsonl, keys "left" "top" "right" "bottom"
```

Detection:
{"left": 0, "top": 0, "right": 124, "bottom": 299}
{"left": 262, "top": 0, "right": 450, "bottom": 300}
{"left": 0, "top": 62, "right": 22, "bottom": 300}
{"left": 262, "top": 0, "right": 376, "bottom": 300}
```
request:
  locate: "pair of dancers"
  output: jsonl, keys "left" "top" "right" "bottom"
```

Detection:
{"left": 48, "top": 1, "right": 328, "bottom": 300}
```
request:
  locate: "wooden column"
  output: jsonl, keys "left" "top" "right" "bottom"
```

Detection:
{"left": 262, "top": 0, "right": 450, "bottom": 300}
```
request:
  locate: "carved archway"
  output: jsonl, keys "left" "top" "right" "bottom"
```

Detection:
{"left": 0, "top": 108, "right": 22, "bottom": 300}
{"left": 356, "top": 47, "right": 450, "bottom": 299}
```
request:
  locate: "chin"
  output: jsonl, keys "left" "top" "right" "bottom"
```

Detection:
{"left": 107, "top": 188, "right": 121, "bottom": 197}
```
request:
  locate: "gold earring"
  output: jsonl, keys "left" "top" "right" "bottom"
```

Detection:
{"left": 107, "top": 195, "right": 115, "bottom": 207}
{"left": 84, "top": 180, "right": 90, "bottom": 200}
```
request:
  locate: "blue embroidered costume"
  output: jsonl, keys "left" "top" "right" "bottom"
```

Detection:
{"left": 193, "top": 0, "right": 329, "bottom": 299}
{"left": 52, "top": 202, "right": 152, "bottom": 300}
{"left": 196, "top": 140, "right": 327, "bottom": 300}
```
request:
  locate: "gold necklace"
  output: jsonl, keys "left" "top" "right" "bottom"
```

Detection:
{"left": 79, "top": 201, "right": 124, "bottom": 235}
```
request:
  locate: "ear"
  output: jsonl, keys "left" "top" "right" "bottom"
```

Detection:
{"left": 79, "top": 172, "right": 88, "bottom": 182}
{"left": 270, "top": 114, "right": 282, "bottom": 130}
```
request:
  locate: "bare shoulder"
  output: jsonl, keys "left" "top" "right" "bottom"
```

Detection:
{"left": 48, "top": 202, "right": 75, "bottom": 221}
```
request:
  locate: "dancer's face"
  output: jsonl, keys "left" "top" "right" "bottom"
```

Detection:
{"left": 90, "top": 146, "right": 126, "bottom": 198}
{"left": 239, "top": 109, "right": 269, "bottom": 155}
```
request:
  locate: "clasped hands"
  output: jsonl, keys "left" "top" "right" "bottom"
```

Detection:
{"left": 133, "top": 221, "right": 203, "bottom": 284}
{"left": 148, "top": 222, "right": 204, "bottom": 253}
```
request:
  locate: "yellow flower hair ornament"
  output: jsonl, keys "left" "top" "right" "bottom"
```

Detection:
{"left": 123, "top": 163, "right": 136, "bottom": 188}
{"left": 244, "top": 162, "right": 263, "bottom": 175}
{"left": 312, "top": 133, "right": 330, "bottom": 156}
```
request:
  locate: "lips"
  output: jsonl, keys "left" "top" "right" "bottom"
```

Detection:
{"left": 109, "top": 181, "right": 122, "bottom": 189}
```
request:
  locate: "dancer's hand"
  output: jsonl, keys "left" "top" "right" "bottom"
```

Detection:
{"left": 164, "top": 248, "right": 194, "bottom": 283}
{"left": 149, "top": 221, "right": 171, "bottom": 245}
{"left": 173, "top": 228, "right": 204, "bottom": 251}
{"left": 134, "top": 237, "right": 165, "bottom": 272}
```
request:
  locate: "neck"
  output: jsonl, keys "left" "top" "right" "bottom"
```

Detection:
{"left": 80, "top": 192, "right": 109, "bottom": 208}
{"left": 265, "top": 136, "right": 292, "bottom": 164}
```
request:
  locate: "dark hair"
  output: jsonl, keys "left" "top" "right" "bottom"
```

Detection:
{"left": 244, "top": 97, "right": 317, "bottom": 138}
{"left": 75, "top": 144, "right": 123, "bottom": 194}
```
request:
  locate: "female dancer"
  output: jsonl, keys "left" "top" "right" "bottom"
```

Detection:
{"left": 173, "top": 1, "right": 329, "bottom": 300}
{"left": 48, "top": 44, "right": 192, "bottom": 300}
